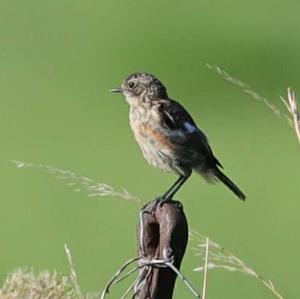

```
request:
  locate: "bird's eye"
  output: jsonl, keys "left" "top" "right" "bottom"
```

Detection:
{"left": 128, "top": 81, "right": 135, "bottom": 88}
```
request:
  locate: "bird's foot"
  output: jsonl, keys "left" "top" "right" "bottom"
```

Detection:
{"left": 154, "top": 196, "right": 173, "bottom": 209}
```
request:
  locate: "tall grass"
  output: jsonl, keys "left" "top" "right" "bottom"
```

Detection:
{"left": 190, "top": 230, "right": 284, "bottom": 299}
{"left": 206, "top": 63, "right": 300, "bottom": 148}
{"left": 0, "top": 268, "right": 76, "bottom": 299}
{"left": 6, "top": 160, "right": 285, "bottom": 299}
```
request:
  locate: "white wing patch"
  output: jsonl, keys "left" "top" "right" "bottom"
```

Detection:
{"left": 183, "top": 122, "right": 198, "bottom": 133}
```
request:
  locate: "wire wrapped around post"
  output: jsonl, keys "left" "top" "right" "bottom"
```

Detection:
{"left": 136, "top": 200, "right": 189, "bottom": 299}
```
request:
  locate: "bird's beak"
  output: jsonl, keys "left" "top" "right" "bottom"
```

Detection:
{"left": 109, "top": 87, "right": 123, "bottom": 93}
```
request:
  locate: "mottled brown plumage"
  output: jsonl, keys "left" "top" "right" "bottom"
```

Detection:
{"left": 111, "top": 72, "right": 246, "bottom": 201}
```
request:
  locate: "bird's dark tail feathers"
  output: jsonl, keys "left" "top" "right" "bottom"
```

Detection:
{"left": 212, "top": 168, "right": 246, "bottom": 201}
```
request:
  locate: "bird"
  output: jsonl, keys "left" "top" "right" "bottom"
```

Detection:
{"left": 110, "top": 72, "right": 246, "bottom": 202}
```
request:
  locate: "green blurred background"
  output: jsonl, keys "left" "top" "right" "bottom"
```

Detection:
{"left": 0, "top": 0, "right": 300, "bottom": 298}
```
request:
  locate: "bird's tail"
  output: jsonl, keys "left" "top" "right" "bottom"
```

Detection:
{"left": 212, "top": 168, "right": 246, "bottom": 201}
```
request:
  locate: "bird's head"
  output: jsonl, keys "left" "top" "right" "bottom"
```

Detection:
{"left": 110, "top": 72, "right": 168, "bottom": 106}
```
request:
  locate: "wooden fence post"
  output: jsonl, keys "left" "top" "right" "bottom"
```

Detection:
{"left": 136, "top": 200, "right": 188, "bottom": 299}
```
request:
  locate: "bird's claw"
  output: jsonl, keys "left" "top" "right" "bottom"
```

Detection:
{"left": 154, "top": 196, "right": 173, "bottom": 209}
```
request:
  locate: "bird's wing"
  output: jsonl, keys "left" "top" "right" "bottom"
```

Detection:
{"left": 157, "top": 99, "right": 223, "bottom": 168}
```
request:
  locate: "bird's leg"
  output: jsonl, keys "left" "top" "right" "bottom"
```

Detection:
{"left": 153, "top": 177, "right": 183, "bottom": 210}
{"left": 163, "top": 174, "right": 190, "bottom": 201}
{"left": 160, "top": 176, "right": 184, "bottom": 200}
{"left": 156, "top": 172, "right": 191, "bottom": 205}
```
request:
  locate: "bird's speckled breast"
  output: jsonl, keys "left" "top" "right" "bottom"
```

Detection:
{"left": 129, "top": 105, "right": 180, "bottom": 173}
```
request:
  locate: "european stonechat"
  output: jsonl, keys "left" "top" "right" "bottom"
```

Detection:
{"left": 111, "top": 72, "right": 246, "bottom": 201}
